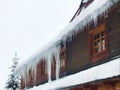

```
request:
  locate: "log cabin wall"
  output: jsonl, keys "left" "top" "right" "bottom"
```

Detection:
{"left": 51, "top": 56, "right": 56, "bottom": 80}
{"left": 36, "top": 60, "right": 48, "bottom": 86}
{"left": 66, "top": 4, "right": 120, "bottom": 75}
{"left": 107, "top": 8, "right": 120, "bottom": 58}
{"left": 66, "top": 29, "right": 90, "bottom": 75}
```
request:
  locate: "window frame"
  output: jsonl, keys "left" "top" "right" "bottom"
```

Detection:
{"left": 59, "top": 46, "right": 66, "bottom": 75}
{"left": 89, "top": 23, "right": 109, "bottom": 62}
{"left": 60, "top": 48, "right": 66, "bottom": 69}
{"left": 60, "top": 52, "right": 65, "bottom": 68}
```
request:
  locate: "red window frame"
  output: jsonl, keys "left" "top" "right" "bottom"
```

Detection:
{"left": 89, "top": 23, "right": 109, "bottom": 62}
{"left": 59, "top": 47, "right": 66, "bottom": 73}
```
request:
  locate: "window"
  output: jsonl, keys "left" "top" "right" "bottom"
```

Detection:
{"left": 89, "top": 23, "right": 108, "bottom": 62}
{"left": 60, "top": 52, "right": 65, "bottom": 67}
{"left": 59, "top": 41, "right": 66, "bottom": 68}
{"left": 59, "top": 41, "right": 66, "bottom": 76}
{"left": 60, "top": 52, "right": 65, "bottom": 68}
{"left": 93, "top": 31, "right": 105, "bottom": 54}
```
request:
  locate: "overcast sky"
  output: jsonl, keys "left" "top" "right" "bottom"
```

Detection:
{"left": 0, "top": 0, "right": 80, "bottom": 89}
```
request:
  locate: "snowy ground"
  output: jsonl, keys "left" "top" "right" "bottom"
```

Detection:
{"left": 28, "top": 57, "right": 120, "bottom": 90}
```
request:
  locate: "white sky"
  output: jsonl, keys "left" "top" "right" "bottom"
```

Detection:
{"left": 0, "top": 0, "right": 80, "bottom": 89}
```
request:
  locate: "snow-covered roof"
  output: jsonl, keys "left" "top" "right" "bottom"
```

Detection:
{"left": 28, "top": 57, "right": 120, "bottom": 90}
{"left": 16, "top": 0, "right": 119, "bottom": 77}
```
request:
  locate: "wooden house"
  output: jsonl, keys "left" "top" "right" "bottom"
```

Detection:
{"left": 16, "top": 0, "right": 120, "bottom": 90}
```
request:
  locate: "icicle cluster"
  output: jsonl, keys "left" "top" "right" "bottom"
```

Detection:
{"left": 15, "top": 43, "right": 61, "bottom": 89}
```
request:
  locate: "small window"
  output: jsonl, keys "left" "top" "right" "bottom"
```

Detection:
{"left": 60, "top": 52, "right": 65, "bottom": 68}
{"left": 60, "top": 47, "right": 66, "bottom": 69}
{"left": 89, "top": 23, "right": 108, "bottom": 62}
{"left": 93, "top": 31, "right": 105, "bottom": 54}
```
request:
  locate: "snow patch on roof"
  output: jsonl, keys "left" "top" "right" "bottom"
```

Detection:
{"left": 28, "top": 58, "right": 120, "bottom": 90}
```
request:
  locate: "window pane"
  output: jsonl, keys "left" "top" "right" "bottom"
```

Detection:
{"left": 60, "top": 58, "right": 65, "bottom": 68}
{"left": 102, "top": 39, "right": 105, "bottom": 51}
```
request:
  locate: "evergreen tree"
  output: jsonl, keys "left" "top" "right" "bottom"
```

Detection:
{"left": 6, "top": 53, "right": 20, "bottom": 90}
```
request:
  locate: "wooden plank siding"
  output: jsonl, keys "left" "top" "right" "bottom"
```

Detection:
{"left": 66, "top": 5, "right": 120, "bottom": 75}
{"left": 36, "top": 60, "right": 48, "bottom": 86}
{"left": 66, "top": 30, "right": 89, "bottom": 75}
{"left": 107, "top": 9, "right": 120, "bottom": 58}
